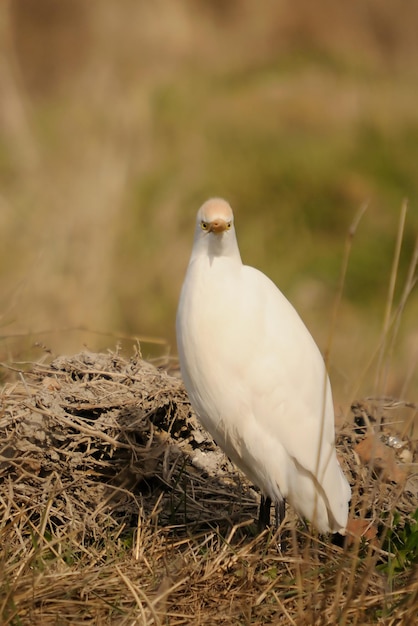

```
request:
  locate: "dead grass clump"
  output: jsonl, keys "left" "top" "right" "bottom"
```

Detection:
{"left": 1, "top": 351, "right": 417, "bottom": 624}
{"left": 0, "top": 351, "right": 252, "bottom": 538}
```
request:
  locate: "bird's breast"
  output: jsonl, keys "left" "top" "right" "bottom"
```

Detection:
{"left": 177, "top": 262, "right": 252, "bottom": 421}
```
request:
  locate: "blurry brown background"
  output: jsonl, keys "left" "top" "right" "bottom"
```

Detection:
{"left": 1, "top": 0, "right": 417, "bottom": 411}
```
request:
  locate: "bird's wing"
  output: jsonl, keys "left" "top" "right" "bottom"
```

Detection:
{"left": 238, "top": 265, "right": 337, "bottom": 479}
{"left": 178, "top": 258, "right": 339, "bottom": 481}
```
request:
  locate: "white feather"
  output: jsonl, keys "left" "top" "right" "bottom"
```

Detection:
{"left": 176, "top": 198, "right": 351, "bottom": 533}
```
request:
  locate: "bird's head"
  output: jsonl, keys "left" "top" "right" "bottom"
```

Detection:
{"left": 197, "top": 198, "right": 234, "bottom": 235}
{"left": 192, "top": 198, "right": 240, "bottom": 263}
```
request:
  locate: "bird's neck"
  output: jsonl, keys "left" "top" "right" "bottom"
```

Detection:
{"left": 191, "top": 234, "right": 242, "bottom": 266}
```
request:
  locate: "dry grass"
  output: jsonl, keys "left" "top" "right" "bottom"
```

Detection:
{"left": 1, "top": 3, "right": 418, "bottom": 622}
{"left": 1, "top": 350, "right": 417, "bottom": 625}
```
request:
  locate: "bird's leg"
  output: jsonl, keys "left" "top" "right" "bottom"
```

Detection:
{"left": 258, "top": 495, "right": 272, "bottom": 531}
{"left": 275, "top": 498, "right": 286, "bottom": 531}
{"left": 275, "top": 499, "right": 287, "bottom": 551}
{"left": 258, "top": 496, "right": 287, "bottom": 550}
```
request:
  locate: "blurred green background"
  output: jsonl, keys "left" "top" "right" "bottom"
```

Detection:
{"left": 1, "top": 0, "right": 417, "bottom": 411}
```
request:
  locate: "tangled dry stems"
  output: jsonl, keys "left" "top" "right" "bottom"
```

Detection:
{"left": 0, "top": 351, "right": 417, "bottom": 624}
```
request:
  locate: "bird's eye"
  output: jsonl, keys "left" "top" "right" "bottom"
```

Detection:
{"left": 201, "top": 221, "right": 208, "bottom": 230}
{"left": 226, "top": 222, "right": 232, "bottom": 230}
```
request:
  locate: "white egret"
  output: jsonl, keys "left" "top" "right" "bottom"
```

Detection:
{"left": 176, "top": 198, "right": 351, "bottom": 533}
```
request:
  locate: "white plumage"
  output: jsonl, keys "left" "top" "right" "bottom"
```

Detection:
{"left": 176, "top": 198, "right": 351, "bottom": 533}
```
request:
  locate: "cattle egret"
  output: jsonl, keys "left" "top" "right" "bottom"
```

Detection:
{"left": 176, "top": 198, "right": 351, "bottom": 533}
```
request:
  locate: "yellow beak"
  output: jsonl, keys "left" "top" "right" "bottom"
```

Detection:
{"left": 208, "top": 219, "right": 228, "bottom": 234}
